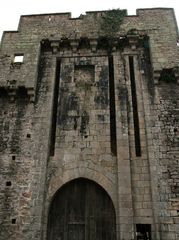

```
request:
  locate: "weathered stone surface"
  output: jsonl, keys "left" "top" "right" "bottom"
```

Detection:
{"left": 0, "top": 8, "right": 179, "bottom": 240}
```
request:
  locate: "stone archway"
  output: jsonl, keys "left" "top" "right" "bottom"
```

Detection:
{"left": 47, "top": 178, "right": 116, "bottom": 240}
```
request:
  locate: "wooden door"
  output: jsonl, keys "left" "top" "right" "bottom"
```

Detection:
{"left": 47, "top": 178, "right": 116, "bottom": 240}
{"left": 68, "top": 223, "right": 85, "bottom": 240}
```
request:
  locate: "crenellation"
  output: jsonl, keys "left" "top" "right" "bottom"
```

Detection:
{"left": 0, "top": 7, "right": 179, "bottom": 240}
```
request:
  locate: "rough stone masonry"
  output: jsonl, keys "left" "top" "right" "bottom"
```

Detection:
{"left": 0, "top": 7, "right": 179, "bottom": 240}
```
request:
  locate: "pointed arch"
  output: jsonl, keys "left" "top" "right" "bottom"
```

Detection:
{"left": 47, "top": 178, "right": 116, "bottom": 240}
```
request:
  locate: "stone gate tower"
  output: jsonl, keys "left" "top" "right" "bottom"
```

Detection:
{"left": 0, "top": 8, "right": 179, "bottom": 240}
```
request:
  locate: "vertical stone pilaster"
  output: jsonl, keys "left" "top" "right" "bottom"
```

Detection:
{"left": 114, "top": 52, "right": 135, "bottom": 240}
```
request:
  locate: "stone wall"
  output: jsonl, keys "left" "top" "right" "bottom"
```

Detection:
{"left": 0, "top": 8, "right": 178, "bottom": 240}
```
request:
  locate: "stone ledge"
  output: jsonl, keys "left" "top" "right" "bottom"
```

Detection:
{"left": 0, "top": 86, "right": 35, "bottom": 102}
{"left": 41, "top": 34, "right": 149, "bottom": 53}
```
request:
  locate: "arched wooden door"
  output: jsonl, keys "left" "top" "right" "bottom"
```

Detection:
{"left": 47, "top": 178, "right": 116, "bottom": 240}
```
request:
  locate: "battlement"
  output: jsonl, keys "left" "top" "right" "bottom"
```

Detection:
{"left": 1, "top": 8, "right": 178, "bottom": 39}
{"left": 0, "top": 8, "right": 179, "bottom": 240}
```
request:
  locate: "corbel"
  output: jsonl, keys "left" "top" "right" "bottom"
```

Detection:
{"left": 50, "top": 41, "right": 60, "bottom": 53}
{"left": 153, "top": 70, "right": 161, "bottom": 85}
{"left": 90, "top": 39, "right": 98, "bottom": 52}
{"left": 70, "top": 39, "right": 79, "bottom": 53}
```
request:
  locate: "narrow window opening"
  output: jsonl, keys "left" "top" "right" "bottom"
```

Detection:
{"left": 50, "top": 60, "right": 61, "bottom": 156}
{"left": 73, "top": 117, "right": 78, "bottom": 130}
{"left": 12, "top": 155, "right": 16, "bottom": 160}
{"left": 13, "top": 54, "right": 24, "bottom": 63}
{"left": 108, "top": 55, "right": 117, "bottom": 156}
{"left": 136, "top": 224, "right": 151, "bottom": 240}
{"left": 11, "top": 219, "right": 16, "bottom": 224}
{"left": 129, "top": 56, "right": 141, "bottom": 157}
{"left": 6, "top": 181, "right": 12, "bottom": 186}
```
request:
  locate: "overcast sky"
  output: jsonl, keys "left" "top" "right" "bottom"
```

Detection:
{"left": 0, "top": 0, "right": 179, "bottom": 40}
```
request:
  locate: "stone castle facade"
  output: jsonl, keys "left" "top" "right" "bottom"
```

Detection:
{"left": 0, "top": 8, "right": 179, "bottom": 240}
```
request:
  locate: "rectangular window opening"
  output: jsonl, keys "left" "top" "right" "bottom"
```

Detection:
{"left": 129, "top": 56, "right": 141, "bottom": 157}
{"left": 108, "top": 55, "right": 117, "bottom": 156}
{"left": 136, "top": 224, "right": 151, "bottom": 240}
{"left": 50, "top": 60, "right": 61, "bottom": 156}
{"left": 13, "top": 54, "right": 24, "bottom": 63}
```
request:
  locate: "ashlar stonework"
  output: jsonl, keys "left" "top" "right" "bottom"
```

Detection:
{"left": 0, "top": 8, "right": 179, "bottom": 240}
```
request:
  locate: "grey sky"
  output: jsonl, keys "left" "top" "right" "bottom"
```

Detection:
{"left": 0, "top": 0, "right": 179, "bottom": 40}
